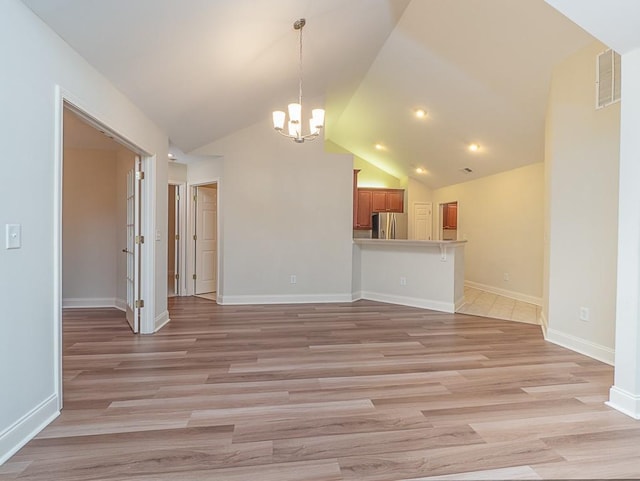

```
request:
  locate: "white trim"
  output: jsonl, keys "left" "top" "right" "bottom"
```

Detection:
{"left": 545, "top": 328, "right": 615, "bottom": 365}
{"left": 53, "top": 87, "right": 64, "bottom": 411}
{"left": 154, "top": 311, "right": 171, "bottom": 332}
{"left": 115, "top": 298, "right": 127, "bottom": 311}
{"left": 62, "top": 298, "right": 124, "bottom": 309}
{"left": 360, "top": 291, "right": 455, "bottom": 313}
{"left": 139, "top": 155, "right": 156, "bottom": 334}
{"left": 540, "top": 311, "right": 548, "bottom": 337}
{"left": 219, "top": 293, "right": 353, "bottom": 305}
{"left": 454, "top": 295, "right": 466, "bottom": 312}
{"left": 351, "top": 291, "right": 363, "bottom": 302}
{"left": 607, "top": 386, "right": 640, "bottom": 419}
{"left": 465, "top": 280, "right": 543, "bottom": 306}
{"left": 0, "top": 394, "right": 59, "bottom": 465}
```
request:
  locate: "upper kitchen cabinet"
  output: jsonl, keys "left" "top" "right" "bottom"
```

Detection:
{"left": 354, "top": 187, "right": 404, "bottom": 229}
{"left": 370, "top": 189, "right": 404, "bottom": 213}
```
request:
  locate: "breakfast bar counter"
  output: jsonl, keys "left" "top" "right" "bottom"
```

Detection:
{"left": 352, "top": 239, "right": 467, "bottom": 313}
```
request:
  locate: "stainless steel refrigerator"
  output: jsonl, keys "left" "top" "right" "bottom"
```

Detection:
{"left": 371, "top": 212, "right": 408, "bottom": 239}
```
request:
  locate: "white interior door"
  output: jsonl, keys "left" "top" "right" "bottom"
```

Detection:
{"left": 413, "top": 202, "right": 432, "bottom": 240}
{"left": 125, "top": 156, "right": 142, "bottom": 332}
{"left": 194, "top": 184, "right": 217, "bottom": 295}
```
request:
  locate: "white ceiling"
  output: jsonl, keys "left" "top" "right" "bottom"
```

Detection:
{"left": 23, "top": 0, "right": 595, "bottom": 189}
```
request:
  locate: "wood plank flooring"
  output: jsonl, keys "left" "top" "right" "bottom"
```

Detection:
{"left": 1, "top": 297, "right": 638, "bottom": 480}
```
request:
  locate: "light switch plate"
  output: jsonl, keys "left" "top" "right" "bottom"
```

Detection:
{"left": 6, "top": 224, "right": 21, "bottom": 249}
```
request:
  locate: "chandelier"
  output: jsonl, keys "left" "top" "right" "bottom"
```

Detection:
{"left": 272, "top": 18, "right": 325, "bottom": 143}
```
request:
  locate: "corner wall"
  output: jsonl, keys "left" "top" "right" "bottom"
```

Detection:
{"left": 432, "top": 163, "right": 544, "bottom": 304}
{"left": 545, "top": 41, "right": 620, "bottom": 364}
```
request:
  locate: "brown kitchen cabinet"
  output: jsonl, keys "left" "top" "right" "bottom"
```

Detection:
{"left": 370, "top": 188, "right": 404, "bottom": 213}
{"left": 354, "top": 187, "right": 404, "bottom": 229}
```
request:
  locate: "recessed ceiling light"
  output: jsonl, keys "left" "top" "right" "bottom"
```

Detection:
{"left": 468, "top": 143, "right": 480, "bottom": 152}
{"left": 168, "top": 153, "right": 175, "bottom": 159}
{"left": 415, "top": 167, "right": 426, "bottom": 174}
{"left": 375, "top": 143, "right": 385, "bottom": 151}
{"left": 414, "top": 109, "right": 427, "bottom": 119}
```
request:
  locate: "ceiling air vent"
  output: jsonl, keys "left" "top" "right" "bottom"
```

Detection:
{"left": 460, "top": 167, "right": 473, "bottom": 174}
{"left": 596, "top": 48, "right": 621, "bottom": 109}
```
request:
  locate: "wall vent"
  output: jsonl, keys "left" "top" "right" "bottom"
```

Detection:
{"left": 460, "top": 167, "right": 473, "bottom": 174}
{"left": 596, "top": 48, "right": 621, "bottom": 109}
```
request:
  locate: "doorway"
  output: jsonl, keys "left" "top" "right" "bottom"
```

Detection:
{"left": 57, "top": 98, "right": 153, "bottom": 408}
{"left": 439, "top": 201, "right": 458, "bottom": 240}
{"left": 192, "top": 183, "right": 218, "bottom": 298}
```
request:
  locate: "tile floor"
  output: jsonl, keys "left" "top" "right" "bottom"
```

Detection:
{"left": 457, "top": 286, "right": 541, "bottom": 325}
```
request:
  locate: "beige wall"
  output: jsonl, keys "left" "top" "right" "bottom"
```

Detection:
{"left": 545, "top": 41, "right": 620, "bottom": 363}
{"left": 432, "top": 163, "right": 544, "bottom": 303}
{"left": 354, "top": 156, "right": 402, "bottom": 188}
{"left": 168, "top": 161, "right": 187, "bottom": 183}
{"left": 63, "top": 149, "right": 118, "bottom": 304}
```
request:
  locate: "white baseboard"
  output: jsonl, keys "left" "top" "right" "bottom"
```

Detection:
{"left": 540, "top": 311, "right": 548, "bottom": 337}
{"left": 545, "top": 328, "right": 614, "bottom": 365}
{"left": 63, "top": 297, "right": 122, "bottom": 309}
{"left": 454, "top": 295, "right": 466, "bottom": 312}
{"left": 465, "top": 280, "right": 542, "bottom": 306}
{"left": 360, "top": 291, "right": 455, "bottom": 313}
{"left": 154, "top": 310, "right": 170, "bottom": 332}
{"left": 114, "top": 298, "right": 126, "bottom": 312}
{"left": 607, "top": 386, "right": 640, "bottom": 419}
{"left": 219, "top": 293, "right": 354, "bottom": 305}
{"left": 0, "top": 394, "right": 59, "bottom": 465}
{"left": 352, "top": 291, "right": 363, "bottom": 302}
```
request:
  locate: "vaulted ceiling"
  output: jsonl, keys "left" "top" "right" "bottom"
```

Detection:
{"left": 22, "top": 0, "right": 595, "bottom": 188}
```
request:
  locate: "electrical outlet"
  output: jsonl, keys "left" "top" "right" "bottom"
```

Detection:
{"left": 579, "top": 307, "right": 589, "bottom": 322}
{"left": 503, "top": 273, "right": 509, "bottom": 282}
{"left": 400, "top": 277, "right": 407, "bottom": 286}
{"left": 290, "top": 275, "right": 297, "bottom": 284}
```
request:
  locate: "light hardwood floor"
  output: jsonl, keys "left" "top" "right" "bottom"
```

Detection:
{"left": 1, "top": 297, "right": 637, "bottom": 480}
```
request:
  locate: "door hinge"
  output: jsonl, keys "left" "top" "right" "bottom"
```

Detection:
{"left": 175, "top": 273, "right": 179, "bottom": 280}
{"left": 135, "top": 235, "right": 145, "bottom": 244}
{"left": 175, "top": 234, "right": 180, "bottom": 241}
{"left": 193, "top": 274, "right": 197, "bottom": 280}
{"left": 176, "top": 193, "right": 180, "bottom": 201}
{"left": 193, "top": 234, "right": 197, "bottom": 241}
{"left": 135, "top": 299, "right": 145, "bottom": 308}
{"left": 135, "top": 171, "right": 145, "bottom": 181}
{"left": 193, "top": 195, "right": 197, "bottom": 202}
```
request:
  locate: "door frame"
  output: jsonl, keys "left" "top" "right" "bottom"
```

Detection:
{"left": 167, "top": 182, "right": 187, "bottom": 296}
{"left": 437, "top": 200, "right": 459, "bottom": 241}
{"left": 186, "top": 179, "right": 221, "bottom": 300}
{"left": 54, "top": 87, "right": 156, "bottom": 409}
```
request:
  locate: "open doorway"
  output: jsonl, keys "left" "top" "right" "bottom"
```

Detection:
{"left": 192, "top": 183, "right": 218, "bottom": 300}
{"left": 439, "top": 201, "right": 458, "bottom": 240}
{"left": 62, "top": 107, "right": 144, "bottom": 333}
{"left": 58, "top": 100, "right": 153, "bottom": 408}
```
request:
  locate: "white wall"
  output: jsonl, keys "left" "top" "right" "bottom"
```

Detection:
{"left": 432, "top": 163, "right": 544, "bottom": 304}
{"left": 194, "top": 122, "right": 354, "bottom": 303}
{"left": 0, "top": 0, "right": 168, "bottom": 463}
{"left": 63, "top": 149, "right": 117, "bottom": 305}
{"left": 545, "top": 41, "right": 620, "bottom": 364}
{"left": 168, "top": 162, "right": 187, "bottom": 183}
